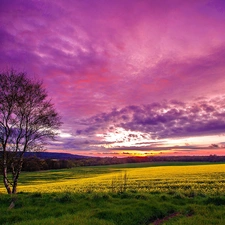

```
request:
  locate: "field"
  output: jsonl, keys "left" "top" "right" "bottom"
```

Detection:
{"left": 1, "top": 162, "right": 225, "bottom": 224}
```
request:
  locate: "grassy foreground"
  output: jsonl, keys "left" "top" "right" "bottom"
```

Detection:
{"left": 1, "top": 162, "right": 225, "bottom": 224}
{"left": 1, "top": 191, "right": 225, "bottom": 225}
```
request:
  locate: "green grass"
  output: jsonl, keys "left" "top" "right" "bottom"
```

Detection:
{"left": 1, "top": 192, "right": 225, "bottom": 225}
{"left": 0, "top": 192, "right": 172, "bottom": 225}
{"left": 1, "top": 162, "right": 225, "bottom": 224}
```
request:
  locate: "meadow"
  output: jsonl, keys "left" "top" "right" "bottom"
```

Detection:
{"left": 1, "top": 162, "right": 225, "bottom": 224}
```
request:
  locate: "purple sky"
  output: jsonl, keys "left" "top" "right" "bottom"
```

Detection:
{"left": 1, "top": 0, "right": 225, "bottom": 156}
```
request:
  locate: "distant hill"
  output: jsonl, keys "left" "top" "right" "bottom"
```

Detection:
{"left": 24, "top": 152, "right": 89, "bottom": 160}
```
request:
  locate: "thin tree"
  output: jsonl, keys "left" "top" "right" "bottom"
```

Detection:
{"left": 0, "top": 70, "right": 61, "bottom": 196}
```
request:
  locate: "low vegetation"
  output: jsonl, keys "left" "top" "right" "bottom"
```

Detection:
{"left": 1, "top": 162, "right": 225, "bottom": 224}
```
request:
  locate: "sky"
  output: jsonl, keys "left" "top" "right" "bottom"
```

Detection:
{"left": 1, "top": 0, "right": 225, "bottom": 157}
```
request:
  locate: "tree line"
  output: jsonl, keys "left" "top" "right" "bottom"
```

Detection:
{"left": 1, "top": 154, "right": 225, "bottom": 173}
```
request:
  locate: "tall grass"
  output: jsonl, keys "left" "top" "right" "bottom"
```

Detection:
{"left": 111, "top": 171, "right": 128, "bottom": 193}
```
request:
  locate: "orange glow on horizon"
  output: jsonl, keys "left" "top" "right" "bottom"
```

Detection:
{"left": 47, "top": 148, "right": 225, "bottom": 158}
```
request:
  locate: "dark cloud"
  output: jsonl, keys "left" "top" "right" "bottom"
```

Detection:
{"left": 78, "top": 97, "right": 225, "bottom": 140}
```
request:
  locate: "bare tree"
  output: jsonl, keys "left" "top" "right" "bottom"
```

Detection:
{"left": 0, "top": 70, "right": 61, "bottom": 195}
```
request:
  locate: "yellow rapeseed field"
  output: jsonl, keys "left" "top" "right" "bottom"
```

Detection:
{"left": 1, "top": 163, "right": 225, "bottom": 195}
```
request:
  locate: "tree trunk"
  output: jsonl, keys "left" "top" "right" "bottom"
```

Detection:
{"left": 9, "top": 160, "right": 24, "bottom": 208}
{"left": 12, "top": 159, "right": 23, "bottom": 194}
{"left": 3, "top": 159, "right": 12, "bottom": 194}
{"left": 3, "top": 176, "right": 12, "bottom": 194}
{"left": 12, "top": 179, "right": 18, "bottom": 194}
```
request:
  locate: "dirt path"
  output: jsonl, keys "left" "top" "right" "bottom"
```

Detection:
{"left": 152, "top": 212, "right": 180, "bottom": 225}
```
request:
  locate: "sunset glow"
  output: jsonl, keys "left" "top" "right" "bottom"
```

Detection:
{"left": 1, "top": 0, "right": 225, "bottom": 157}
